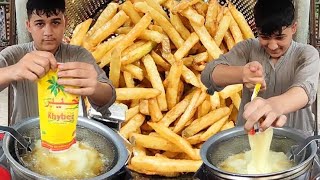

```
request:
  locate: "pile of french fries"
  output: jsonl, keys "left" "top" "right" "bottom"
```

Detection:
{"left": 70, "top": 0, "right": 254, "bottom": 177}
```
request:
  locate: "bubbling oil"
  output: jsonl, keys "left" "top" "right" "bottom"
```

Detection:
{"left": 218, "top": 150, "right": 294, "bottom": 174}
{"left": 22, "top": 140, "right": 107, "bottom": 179}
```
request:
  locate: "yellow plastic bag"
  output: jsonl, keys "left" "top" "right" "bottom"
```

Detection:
{"left": 38, "top": 69, "right": 79, "bottom": 151}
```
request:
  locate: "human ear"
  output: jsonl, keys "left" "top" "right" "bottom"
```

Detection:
{"left": 26, "top": 20, "right": 32, "bottom": 33}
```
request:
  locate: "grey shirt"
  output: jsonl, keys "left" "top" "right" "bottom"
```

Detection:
{"left": 0, "top": 42, "right": 116, "bottom": 125}
{"left": 201, "top": 38, "right": 320, "bottom": 136}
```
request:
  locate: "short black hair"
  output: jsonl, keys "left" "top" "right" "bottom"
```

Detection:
{"left": 254, "top": 0, "right": 295, "bottom": 36}
{"left": 26, "top": 0, "right": 66, "bottom": 19}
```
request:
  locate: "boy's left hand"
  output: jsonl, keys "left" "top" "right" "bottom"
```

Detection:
{"left": 57, "top": 62, "right": 98, "bottom": 96}
{"left": 243, "top": 97, "right": 287, "bottom": 131}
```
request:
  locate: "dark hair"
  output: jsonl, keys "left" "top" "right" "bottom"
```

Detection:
{"left": 26, "top": 0, "right": 66, "bottom": 19}
{"left": 254, "top": 0, "right": 295, "bottom": 36}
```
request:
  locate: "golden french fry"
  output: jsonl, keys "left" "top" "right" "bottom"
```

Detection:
{"left": 150, "top": 51, "right": 171, "bottom": 71}
{"left": 229, "top": 4, "right": 254, "bottom": 39}
{"left": 200, "top": 115, "right": 229, "bottom": 141}
{"left": 142, "top": 54, "right": 167, "bottom": 111}
{"left": 122, "top": 64, "right": 144, "bottom": 81}
{"left": 122, "top": 40, "right": 146, "bottom": 56}
{"left": 116, "top": 27, "right": 165, "bottom": 43}
{"left": 109, "top": 48, "right": 122, "bottom": 88}
{"left": 120, "top": 113, "right": 145, "bottom": 139}
{"left": 134, "top": 2, "right": 184, "bottom": 48}
{"left": 224, "top": 30, "right": 236, "bottom": 50}
{"left": 174, "top": 32, "right": 200, "bottom": 60}
{"left": 121, "top": 41, "right": 157, "bottom": 65}
{"left": 226, "top": 11, "right": 244, "bottom": 43}
{"left": 166, "top": 60, "right": 183, "bottom": 110}
{"left": 180, "top": 7, "right": 205, "bottom": 26}
{"left": 85, "top": 10, "right": 129, "bottom": 50}
{"left": 197, "top": 98, "right": 211, "bottom": 118}
{"left": 186, "top": 132, "right": 204, "bottom": 145}
{"left": 149, "top": 98, "right": 163, "bottom": 122}
{"left": 210, "top": 91, "right": 220, "bottom": 110}
{"left": 131, "top": 156, "right": 202, "bottom": 173}
{"left": 70, "top": 18, "right": 92, "bottom": 46}
{"left": 86, "top": 3, "right": 119, "bottom": 37}
{"left": 221, "top": 120, "right": 235, "bottom": 131}
{"left": 219, "top": 84, "right": 243, "bottom": 99}
{"left": 182, "top": 56, "right": 194, "bottom": 67}
{"left": 193, "top": 52, "right": 209, "bottom": 63}
{"left": 194, "top": 1, "right": 208, "bottom": 17}
{"left": 125, "top": 105, "right": 139, "bottom": 122}
{"left": 128, "top": 164, "right": 180, "bottom": 177}
{"left": 190, "top": 21, "right": 222, "bottom": 59}
{"left": 123, "top": 71, "right": 135, "bottom": 88}
{"left": 139, "top": 100, "right": 149, "bottom": 115}
{"left": 91, "top": 35, "right": 124, "bottom": 62}
{"left": 131, "top": 99, "right": 140, "bottom": 108}
{"left": 121, "top": 1, "right": 142, "bottom": 24}
{"left": 145, "top": 0, "right": 169, "bottom": 20}
{"left": 130, "top": 133, "right": 182, "bottom": 152}
{"left": 214, "top": 15, "right": 231, "bottom": 46}
{"left": 182, "top": 107, "right": 230, "bottom": 138}
{"left": 172, "top": 0, "right": 200, "bottom": 13}
{"left": 162, "top": 151, "right": 180, "bottom": 159}
{"left": 220, "top": 42, "right": 228, "bottom": 54}
{"left": 177, "top": 80, "right": 184, "bottom": 103}
{"left": 148, "top": 122, "right": 198, "bottom": 160}
{"left": 132, "top": 145, "right": 147, "bottom": 157}
{"left": 230, "top": 92, "right": 241, "bottom": 110}
{"left": 229, "top": 103, "right": 238, "bottom": 122}
{"left": 173, "top": 89, "right": 201, "bottom": 133}
{"left": 170, "top": 13, "right": 191, "bottom": 40}
{"left": 116, "top": 88, "right": 161, "bottom": 100}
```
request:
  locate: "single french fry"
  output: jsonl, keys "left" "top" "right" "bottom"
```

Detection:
{"left": 186, "top": 132, "right": 204, "bottom": 145}
{"left": 226, "top": 10, "right": 244, "bottom": 43}
{"left": 229, "top": 103, "right": 238, "bottom": 122}
{"left": 182, "top": 107, "right": 230, "bottom": 138}
{"left": 120, "top": 113, "right": 145, "bottom": 139}
{"left": 214, "top": 15, "right": 231, "bottom": 46}
{"left": 86, "top": 3, "right": 119, "bottom": 37}
{"left": 174, "top": 32, "right": 200, "bottom": 60}
{"left": 122, "top": 64, "right": 144, "bottom": 81}
{"left": 190, "top": 21, "right": 222, "bottom": 59}
{"left": 172, "top": 0, "right": 200, "bottom": 13}
{"left": 221, "top": 120, "right": 235, "bottom": 131}
{"left": 122, "top": 40, "right": 146, "bottom": 56}
{"left": 180, "top": 7, "right": 205, "bottom": 26}
{"left": 109, "top": 48, "right": 122, "bottom": 88}
{"left": 230, "top": 92, "right": 241, "bottom": 110}
{"left": 170, "top": 13, "right": 191, "bottom": 40}
{"left": 151, "top": 51, "right": 171, "bottom": 71}
{"left": 205, "top": 0, "right": 219, "bottom": 37}
{"left": 132, "top": 145, "right": 147, "bottom": 157}
{"left": 193, "top": 52, "right": 209, "bottom": 64}
{"left": 219, "top": 84, "right": 243, "bottom": 99}
{"left": 134, "top": 2, "right": 184, "bottom": 48}
{"left": 121, "top": 1, "right": 142, "bottom": 24}
{"left": 229, "top": 4, "right": 254, "bottom": 39}
{"left": 224, "top": 30, "right": 236, "bottom": 50}
{"left": 197, "top": 98, "right": 211, "bottom": 118}
{"left": 177, "top": 80, "right": 184, "bottom": 103}
{"left": 121, "top": 41, "right": 157, "bottom": 65}
{"left": 173, "top": 89, "right": 201, "bottom": 133}
{"left": 182, "top": 56, "right": 194, "bottom": 67}
{"left": 131, "top": 100, "right": 140, "bottom": 108}
{"left": 116, "top": 88, "right": 161, "bottom": 100}
{"left": 130, "top": 133, "right": 182, "bottom": 152}
{"left": 131, "top": 156, "right": 202, "bottom": 173}
{"left": 92, "top": 35, "right": 124, "bottom": 62}
{"left": 148, "top": 24, "right": 164, "bottom": 34}
{"left": 85, "top": 10, "right": 128, "bottom": 50}
{"left": 200, "top": 115, "right": 229, "bottom": 141}
{"left": 139, "top": 99, "right": 149, "bottom": 115}
{"left": 125, "top": 105, "right": 139, "bottom": 122}
{"left": 145, "top": 0, "right": 169, "bottom": 20}
{"left": 70, "top": 18, "right": 93, "bottom": 46}
{"left": 148, "top": 122, "right": 198, "bottom": 160}
{"left": 123, "top": 71, "right": 135, "bottom": 88}
{"left": 128, "top": 164, "right": 180, "bottom": 177}
{"left": 149, "top": 98, "right": 163, "bottom": 122}
{"left": 210, "top": 91, "right": 220, "bottom": 110}
{"left": 116, "top": 27, "right": 165, "bottom": 43}
{"left": 166, "top": 60, "right": 183, "bottom": 110}
{"left": 194, "top": 1, "right": 208, "bottom": 17}
{"left": 142, "top": 54, "right": 167, "bottom": 111}
{"left": 159, "top": 92, "right": 193, "bottom": 127}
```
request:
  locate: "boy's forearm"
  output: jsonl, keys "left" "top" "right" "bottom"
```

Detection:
{"left": 212, "top": 64, "right": 244, "bottom": 86}
{"left": 88, "top": 82, "right": 114, "bottom": 106}
{"left": 267, "top": 87, "right": 309, "bottom": 115}
{"left": 0, "top": 66, "right": 14, "bottom": 90}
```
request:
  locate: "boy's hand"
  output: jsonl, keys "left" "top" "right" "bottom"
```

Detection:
{"left": 57, "top": 62, "right": 98, "bottom": 96}
{"left": 242, "top": 61, "right": 266, "bottom": 91}
{"left": 12, "top": 51, "right": 57, "bottom": 81}
{"left": 243, "top": 97, "right": 287, "bottom": 131}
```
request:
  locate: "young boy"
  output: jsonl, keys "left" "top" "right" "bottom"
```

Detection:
{"left": 201, "top": 0, "right": 320, "bottom": 136}
{"left": 0, "top": 0, "right": 115, "bottom": 125}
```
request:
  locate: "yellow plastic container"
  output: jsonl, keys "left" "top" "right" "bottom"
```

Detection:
{"left": 38, "top": 69, "right": 79, "bottom": 151}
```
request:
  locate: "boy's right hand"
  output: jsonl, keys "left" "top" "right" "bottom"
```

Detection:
{"left": 242, "top": 61, "right": 266, "bottom": 91}
{"left": 12, "top": 51, "right": 57, "bottom": 81}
